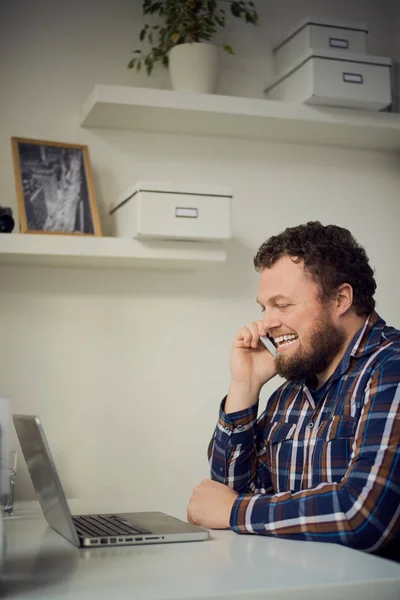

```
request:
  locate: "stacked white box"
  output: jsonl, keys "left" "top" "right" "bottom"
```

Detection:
{"left": 265, "top": 16, "right": 392, "bottom": 111}
{"left": 274, "top": 17, "right": 368, "bottom": 76}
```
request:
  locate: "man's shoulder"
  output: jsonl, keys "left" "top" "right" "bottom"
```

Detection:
{"left": 356, "top": 314, "right": 400, "bottom": 362}
{"left": 382, "top": 322, "right": 400, "bottom": 349}
{"left": 377, "top": 321, "right": 400, "bottom": 364}
{"left": 361, "top": 321, "right": 400, "bottom": 382}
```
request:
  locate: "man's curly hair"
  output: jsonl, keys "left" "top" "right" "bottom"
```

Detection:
{"left": 253, "top": 222, "right": 376, "bottom": 317}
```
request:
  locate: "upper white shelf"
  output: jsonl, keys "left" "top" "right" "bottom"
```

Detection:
{"left": 80, "top": 84, "right": 400, "bottom": 151}
{"left": 0, "top": 234, "right": 226, "bottom": 269}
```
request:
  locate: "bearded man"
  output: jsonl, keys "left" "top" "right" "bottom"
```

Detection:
{"left": 187, "top": 221, "right": 400, "bottom": 560}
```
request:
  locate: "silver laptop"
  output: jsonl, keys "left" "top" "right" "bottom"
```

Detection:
{"left": 13, "top": 414, "right": 209, "bottom": 548}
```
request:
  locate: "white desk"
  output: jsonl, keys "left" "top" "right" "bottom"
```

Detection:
{"left": 2, "top": 500, "right": 400, "bottom": 599}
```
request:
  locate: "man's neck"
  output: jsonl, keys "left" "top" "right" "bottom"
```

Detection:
{"left": 316, "top": 315, "right": 367, "bottom": 390}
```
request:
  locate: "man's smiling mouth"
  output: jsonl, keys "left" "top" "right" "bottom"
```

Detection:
{"left": 273, "top": 334, "right": 298, "bottom": 349}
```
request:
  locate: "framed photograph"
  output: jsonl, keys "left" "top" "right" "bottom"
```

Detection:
{"left": 11, "top": 137, "right": 102, "bottom": 236}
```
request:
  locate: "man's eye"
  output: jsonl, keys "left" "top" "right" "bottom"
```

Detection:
{"left": 277, "top": 304, "right": 290, "bottom": 310}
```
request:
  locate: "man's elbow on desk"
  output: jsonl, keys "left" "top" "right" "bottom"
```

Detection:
{"left": 187, "top": 479, "right": 398, "bottom": 557}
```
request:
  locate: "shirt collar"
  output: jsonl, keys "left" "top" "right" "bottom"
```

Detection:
{"left": 349, "top": 310, "right": 385, "bottom": 357}
{"left": 336, "top": 310, "right": 384, "bottom": 378}
{"left": 303, "top": 310, "right": 385, "bottom": 391}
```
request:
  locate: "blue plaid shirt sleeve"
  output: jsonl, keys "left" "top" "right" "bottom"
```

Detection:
{"left": 208, "top": 397, "right": 274, "bottom": 494}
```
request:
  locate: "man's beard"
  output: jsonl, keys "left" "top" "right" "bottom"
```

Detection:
{"left": 275, "top": 309, "right": 346, "bottom": 382}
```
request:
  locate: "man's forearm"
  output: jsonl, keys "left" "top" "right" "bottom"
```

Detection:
{"left": 225, "top": 380, "right": 261, "bottom": 414}
{"left": 207, "top": 397, "right": 274, "bottom": 495}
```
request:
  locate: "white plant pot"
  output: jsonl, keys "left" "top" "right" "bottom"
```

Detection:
{"left": 168, "top": 43, "right": 220, "bottom": 94}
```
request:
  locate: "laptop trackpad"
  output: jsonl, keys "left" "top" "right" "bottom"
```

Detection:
{"left": 119, "top": 512, "right": 206, "bottom": 534}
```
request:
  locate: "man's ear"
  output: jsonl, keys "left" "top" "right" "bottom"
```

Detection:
{"left": 335, "top": 283, "right": 353, "bottom": 315}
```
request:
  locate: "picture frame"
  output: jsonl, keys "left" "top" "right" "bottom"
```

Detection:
{"left": 11, "top": 137, "right": 102, "bottom": 236}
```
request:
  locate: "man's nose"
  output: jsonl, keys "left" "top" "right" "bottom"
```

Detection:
{"left": 262, "top": 309, "right": 282, "bottom": 333}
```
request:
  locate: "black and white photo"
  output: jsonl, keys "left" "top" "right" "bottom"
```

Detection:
{"left": 11, "top": 137, "right": 102, "bottom": 235}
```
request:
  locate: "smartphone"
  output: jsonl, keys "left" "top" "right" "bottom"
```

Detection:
{"left": 260, "top": 335, "right": 277, "bottom": 357}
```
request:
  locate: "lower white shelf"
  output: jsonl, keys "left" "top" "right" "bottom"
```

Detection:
{"left": 0, "top": 234, "right": 227, "bottom": 269}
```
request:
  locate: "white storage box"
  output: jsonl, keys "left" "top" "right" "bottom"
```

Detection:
{"left": 274, "top": 17, "right": 368, "bottom": 76}
{"left": 265, "top": 49, "right": 392, "bottom": 111}
{"left": 110, "top": 182, "right": 232, "bottom": 242}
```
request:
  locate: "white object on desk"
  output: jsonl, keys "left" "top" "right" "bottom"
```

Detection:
{"left": 3, "top": 499, "right": 400, "bottom": 600}
{"left": 110, "top": 181, "right": 232, "bottom": 242}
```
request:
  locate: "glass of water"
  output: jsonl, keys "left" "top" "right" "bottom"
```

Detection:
{"left": 3, "top": 451, "right": 17, "bottom": 516}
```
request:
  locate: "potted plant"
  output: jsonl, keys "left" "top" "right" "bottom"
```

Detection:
{"left": 128, "top": 0, "right": 259, "bottom": 94}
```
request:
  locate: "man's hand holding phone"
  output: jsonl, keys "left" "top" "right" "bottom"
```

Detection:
{"left": 225, "top": 321, "right": 277, "bottom": 414}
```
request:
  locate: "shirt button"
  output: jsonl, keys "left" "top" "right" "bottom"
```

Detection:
{"left": 308, "top": 422, "right": 314, "bottom": 429}
{"left": 237, "top": 425, "right": 244, "bottom": 431}
{"left": 220, "top": 467, "right": 224, "bottom": 472}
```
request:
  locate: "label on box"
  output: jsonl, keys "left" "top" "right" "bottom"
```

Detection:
{"left": 343, "top": 72, "right": 364, "bottom": 84}
{"left": 329, "top": 37, "right": 349, "bottom": 49}
{"left": 175, "top": 207, "right": 198, "bottom": 219}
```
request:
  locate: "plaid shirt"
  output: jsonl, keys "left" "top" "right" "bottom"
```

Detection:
{"left": 209, "top": 312, "right": 400, "bottom": 552}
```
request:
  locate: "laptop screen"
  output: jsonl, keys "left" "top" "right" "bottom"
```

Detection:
{"left": 13, "top": 414, "right": 79, "bottom": 546}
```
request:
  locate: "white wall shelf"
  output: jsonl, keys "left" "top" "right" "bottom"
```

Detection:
{"left": 80, "top": 84, "right": 400, "bottom": 151}
{"left": 0, "top": 234, "right": 226, "bottom": 269}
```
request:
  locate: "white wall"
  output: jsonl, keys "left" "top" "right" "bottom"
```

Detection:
{"left": 1, "top": 0, "right": 399, "bottom": 520}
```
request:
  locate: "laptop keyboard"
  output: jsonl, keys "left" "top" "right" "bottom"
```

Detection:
{"left": 72, "top": 515, "right": 152, "bottom": 538}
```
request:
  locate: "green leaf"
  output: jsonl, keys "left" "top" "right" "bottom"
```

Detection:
{"left": 230, "top": 2, "right": 242, "bottom": 18}
{"left": 127, "top": 58, "right": 136, "bottom": 69}
{"left": 223, "top": 44, "right": 235, "bottom": 55}
{"left": 144, "top": 55, "right": 153, "bottom": 74}
{"left": 143, "top": 0, "right": 152, "bottom": 12}
{"left": 150, "top": 2, "right": 163, "bottom": 14}
{"left": 144, "top": 0, "right": 158, "bottom": 12}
